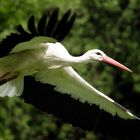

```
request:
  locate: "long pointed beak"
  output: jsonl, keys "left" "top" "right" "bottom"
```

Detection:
{"left": 102, "top": 56, "right": 132, "bottom": 72}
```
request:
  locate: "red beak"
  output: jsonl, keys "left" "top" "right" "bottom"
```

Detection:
{"left": 102, "top": 56, "right": 132, "bottom": 72}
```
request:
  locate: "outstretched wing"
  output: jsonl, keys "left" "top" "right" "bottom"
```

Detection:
{"left": 35, "top": 66, "right": 139, "bottom": 120}
{"left": 0, "top": 9, "right": 76, "bottom": 57}
{"left": 22, "top": 76, "right": 140, "bottom": 139}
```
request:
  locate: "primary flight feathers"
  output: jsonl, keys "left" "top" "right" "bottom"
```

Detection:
{"left": 0, "top": 8, "right": 76, "bottom": 57}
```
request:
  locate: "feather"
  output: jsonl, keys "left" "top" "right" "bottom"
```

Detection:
{"left": 10, "top": 36, "right": 56, "bottom": 53}
{"left": 52, "top": 10, "right": 71, "bottom": 38}
{"left": 37, "top": 14, "right": 47, "bottom": 35}
{"left": 45, "top": 8, "right": 59, "bottom": 36}
{"left": 0, "top": 76, "right": 24, "bottom": 97}
{"left": 56, "top": 13, "right": 76, "bottom": 41}
{"left": 28, "top": 15, "right": 37, "bottom": 35}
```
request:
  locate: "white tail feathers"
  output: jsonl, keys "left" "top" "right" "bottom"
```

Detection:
{"left": 0, "top": 76, "right": 24, "bottom": 97}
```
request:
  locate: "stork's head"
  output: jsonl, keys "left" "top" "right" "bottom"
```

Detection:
{"left": 85, "top": 49, "right": 132, "bottom": 72}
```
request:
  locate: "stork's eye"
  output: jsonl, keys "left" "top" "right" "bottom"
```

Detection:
{"left": 95, "top": 52, "right": 102, "bottom": 55}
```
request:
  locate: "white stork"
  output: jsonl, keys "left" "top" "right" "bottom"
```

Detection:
{"left": 0, "top": 8, "right": 139, "bottom": 124}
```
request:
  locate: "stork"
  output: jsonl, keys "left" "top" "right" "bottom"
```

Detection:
{"left": 0, "top": 8, "right": 139, "bottom": 127}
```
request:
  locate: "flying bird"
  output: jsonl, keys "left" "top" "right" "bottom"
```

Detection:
{"left": 0, "top": 8, "right": 139, "bottom": 127}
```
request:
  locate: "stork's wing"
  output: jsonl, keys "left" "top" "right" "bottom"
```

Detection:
{"left": 0, "top": 9, "right": 76, "bottom": 57}
{"left": 35, "top": 66, "right": 139, "bottom": 120}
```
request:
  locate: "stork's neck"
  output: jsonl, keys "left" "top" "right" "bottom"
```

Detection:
{"left": 69, "top": 54, "right": 91, "bottom": 64}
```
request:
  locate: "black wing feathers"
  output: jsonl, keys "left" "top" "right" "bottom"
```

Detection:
{"left": 37, "top": 14, "right": 47, "bottom": 35}
{"left": 0, "top": 8, "right": 76, "bottom": 57}
{"left": 16, "top": 25, "right": 28, "bottom": 35}
{"left": 52, "top": 10, "right": 71, "bottom": 39}
{"left": 45, "top": 8, "right": 59, "bottom": 36}
{"left": 28, "top": 15, "right": 37, "bottom": 35}
{"left": 0, "top": 33, "right": 32, "bottom": 57}
{"left": 57, "top": 13, "right": 76, "bottom": 41}
{"left": 22, "top": 77, "right": 140, "bottom": 140}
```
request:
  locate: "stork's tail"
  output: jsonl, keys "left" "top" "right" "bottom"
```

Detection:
{"left": 0, "top": 76, "right": 24, "bottom": 97}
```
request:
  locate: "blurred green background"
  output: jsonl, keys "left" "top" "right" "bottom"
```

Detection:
{"left": 0, "top": 0, "right": 140, "bottom": 139}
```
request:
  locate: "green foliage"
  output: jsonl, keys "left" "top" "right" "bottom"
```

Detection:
{"left": 0, "top": 0, "right": 140, "bottom": 139}
{"left": 81, "top": 0, "right": 140, "bottom": 97}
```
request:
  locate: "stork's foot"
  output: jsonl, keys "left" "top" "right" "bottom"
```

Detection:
{"left": 0, "top": 72, "right": 18, "bottom": 85}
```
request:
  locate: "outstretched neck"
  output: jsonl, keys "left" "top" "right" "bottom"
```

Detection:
{"left": 69, "top": 54, "right": 91, "bottom": 64}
